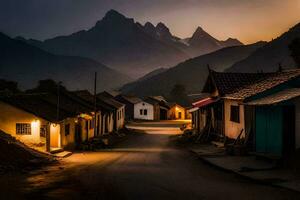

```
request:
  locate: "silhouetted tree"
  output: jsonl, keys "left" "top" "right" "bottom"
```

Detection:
{"left": 0, "top": 79, "right": 20, "bottom": 93}
{"left": 289, "top": 38, "right": 300, "bottom": 67}
{"left": 27, "top": 79, "right": 66, "bottom": 93}
{"left": 169, "top": 84, "right": 188, "bottom": 105}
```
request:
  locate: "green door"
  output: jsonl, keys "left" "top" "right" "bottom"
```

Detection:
{"left": 255, "top": 106, "right": 282, "bottom": 156}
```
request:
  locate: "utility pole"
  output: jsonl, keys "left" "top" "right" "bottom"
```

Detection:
{"left": 94, "top": 72, "right": 97, "bottom": 137}
{"left": 56, "top": 81, "right": 62, "bottom": 122}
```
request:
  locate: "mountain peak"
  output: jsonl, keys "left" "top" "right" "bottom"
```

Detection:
{"left": 104, "top": 9, "right": 125, "bottom": 19}
{"left": 156, "top": 22, "right": 169, "bottom": 31}
{"left": 193, "top": 26, "right": 209, "bottom": 36}
{"left": 144, "top": 22, "right": 156, "bottom": 30}
{"left": 156, "top": 22, "right": 172, "bottom": 39}
{"left": 95, "top": 9, "right": 134, "bottom": 27}
{"left": 223, "top": 38, "right": 243, "bottom": 46}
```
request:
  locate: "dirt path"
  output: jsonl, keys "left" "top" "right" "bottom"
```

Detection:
{"left": 2, "top": 132, "right": 300, "bottom": 200}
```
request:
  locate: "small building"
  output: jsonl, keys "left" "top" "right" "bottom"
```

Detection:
{"left": 0, "top": 93, "right": 93, "bottom": 152}
{"left": 73, "top": 90, "right": 115, "bottom": 135}
{"left": 134, "top": 97, "right": 169, "bottom": 121}
{"left": 115, "top": 94, "right": 142, "bottom": 120}
{"left": 98, "top": 92, "right": 125, "bottom": 131}
{"left": 190, "top": 68, "right": 300, "bottom": 158}
{"left": 223, "top": 70, "right": 300, "bottom": 157}
{"left": 167, "top": 103, "right": 186, "bottom": 120}
{"left": 190, "top": 70, "right": 270, "bottom": 138}
{"left": 134, "top": 100, "right": 157, "bottom": 120}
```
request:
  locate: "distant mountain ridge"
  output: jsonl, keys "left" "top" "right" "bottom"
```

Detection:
{"left": 121, "top": 41, "right": 265, "bottom": 97}
{"left": 227, "top": 22, "right": 300, "bottom": 72}
{"left": 0, "top": 32, "right": 131, "bottom": 92}
{"left": 19, "top": 9, "right": 243, "bottom": 78}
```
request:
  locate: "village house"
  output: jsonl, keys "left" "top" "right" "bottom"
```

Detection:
{"left": 115, "top": 94, "right": 142, "bottom": 120}
{"left": 190, "top": 70, "right": 269, "bottom": 138}
{"left": 97, "top": 92, "right": 125, "bottom": 131}
{"left": 134, "top": 97, "right": 169, "bottom": 121}
{"left": 190, "top": 69, "right": 300, "bottom": 158}
{"left": 223, "top": 70, "right": 300, "bottom": 157}
{"left": 73, "top": 90, "right": 115, "bottom": 135}
{"left": 0, "top": 93, "right": 94, "bottom": 153}
{"left": 167, "top": 103, "right": 186, "bottom": 120}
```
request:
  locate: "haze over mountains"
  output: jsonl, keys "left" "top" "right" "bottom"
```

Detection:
{"left": 0, "top": 33, "right": 131, "bottom": 91}
{"left": 121, "top": 42, "right": 266, "bottom": 98}
{"left": 2, "top": 9, "right": 299, "bottom": 98}
{"left": 227, "top": 23, "right": 300, "bottom": 72}
{"left": 122, "top": 22, "right": 300, "bottom": 99}
{"left": 20, "top": 9, "right": 243, "bottom": 78}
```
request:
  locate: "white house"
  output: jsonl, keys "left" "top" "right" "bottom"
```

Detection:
{"left": 134, "top": 101, "right": 155, "bottom": 120}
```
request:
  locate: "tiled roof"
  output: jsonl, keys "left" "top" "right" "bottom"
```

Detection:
{"left": 40, "top": 90, "right": 93, "bottom": 115}
{"left": 72, "top": 90, "right": 113, "bottom": 113}
{"left": 245, "top": 88, "right": 300, "bottom": 105}
{"left": 97, "top": 94, "right": 124, "bottom": 109}
{"left": 144, "top": 97, "right": 170, "bottom": 109}
{"left": 225, "top": 70, "right": 300, "bottom": 99}
{"left": 0, "top": 94, "right": 76, "bottom": 122}
{"left": 210, "top": 71, "right": 272, "bottom": 95}
{"left": 116, "top": 95, "right": 142, "bottom": 104}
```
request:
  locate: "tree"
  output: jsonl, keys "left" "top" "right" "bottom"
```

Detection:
{"left": 289, "top": 38, "right": 300, "bottom": 67}
{"left": 0, "top": 79, "right": 20, "bottom": 93}
{"left": 169, "top": 84, "right": 188, "bottom": 105}
{"left": 27, "top": 79, "right": 66, "bottom": 93}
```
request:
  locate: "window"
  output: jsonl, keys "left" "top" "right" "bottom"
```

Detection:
{"left": 40, "top": 125, "right": 47, "bottom": 137}
{"left": 90, "top": 119, "right": 94, "bottom": 129}
{"left": 144, "top": 109, "right": 148, "bottom": 115}
{"left": 178, "top": 112, "right": 182, "bottom": 119}
{"left": 16, "top": 123, "right": 31, "bottom": 135}
{"left": 65, "top": 124, "right": 70, "bottom": 136}
{"left": 230, "top": 105, "right": 240, "bottom": 123}
{"left": 140, "top": 109, "right": 143, "bottom": 115}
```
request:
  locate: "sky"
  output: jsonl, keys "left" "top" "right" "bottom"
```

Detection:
{"left": 0, "top": 0, "right": 300, "bottom": 44}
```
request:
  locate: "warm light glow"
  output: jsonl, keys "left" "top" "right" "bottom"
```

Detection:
{"left": 50, "top": 123, "right": 61, "bottom": 148}
{"left": 79, "top": 113, "right": 93, "bottom": 120}
{"left": 31, "top": 120, "right": 40, "bottom": 143}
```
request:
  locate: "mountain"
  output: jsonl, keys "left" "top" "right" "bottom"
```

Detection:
{"left": 21, "top": 9, "right": 243, "bottom": 79}
{"left": 227, "top": 23, "right": 300, "bottom": 72}
{"left": 0, "top": 32, "right": 131, "bottom": 92}
{"left": 186, "top": 26, "right": 243, "bottom": 57}
{"left": 121, "top": 42, "right": 266, "bottom": 97}
{"left": 23, "top": 10, "right": 189, "bottom": 78}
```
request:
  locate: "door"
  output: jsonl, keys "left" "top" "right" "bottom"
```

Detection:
{"left": 178, "top": 112, "right": 182, "bottom": 119}
{"left": 283, "top": 106, "right": 295, "bottom": 156}
{"left": 255, "top": 106, "right": 283, "bottom": 156}
{"left": 75, "top": 123, "right": 82, "bottom": 145}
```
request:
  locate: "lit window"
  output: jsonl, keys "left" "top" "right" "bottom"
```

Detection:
{"left": 40, "top": 125, "right": 47, "bottom": 137}
{"left": 16, "top": 123, "right": 31, "bottom": 135}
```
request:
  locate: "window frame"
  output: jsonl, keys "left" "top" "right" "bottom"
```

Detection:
{"left": 16, "top": 123, "right": 31, "bottom": 135}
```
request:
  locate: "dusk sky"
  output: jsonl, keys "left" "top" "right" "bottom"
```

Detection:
{"left": 1, "top": 0, "right": 300, "bottom": 44}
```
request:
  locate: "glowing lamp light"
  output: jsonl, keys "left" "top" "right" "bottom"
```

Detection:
{"left": 31, "top": 120, "right": 41, "bottom": 142}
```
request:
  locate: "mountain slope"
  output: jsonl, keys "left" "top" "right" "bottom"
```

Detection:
{"left": 0, "top": 33, "right": 131, "bottom": 91}
{"left": 24, "top": 10, "right": 189, "bottom": 78}
{"left": 121, "top": 42, "right": 266, "bottom": 97}
{"left": 185, "top": 27, "right": 243, "bottom": 57}
{"left": 227, "top": 23, "right": 300, "bottom": 72}
{"left": 21, "top": 10, "right": 243, "bottom": 78}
